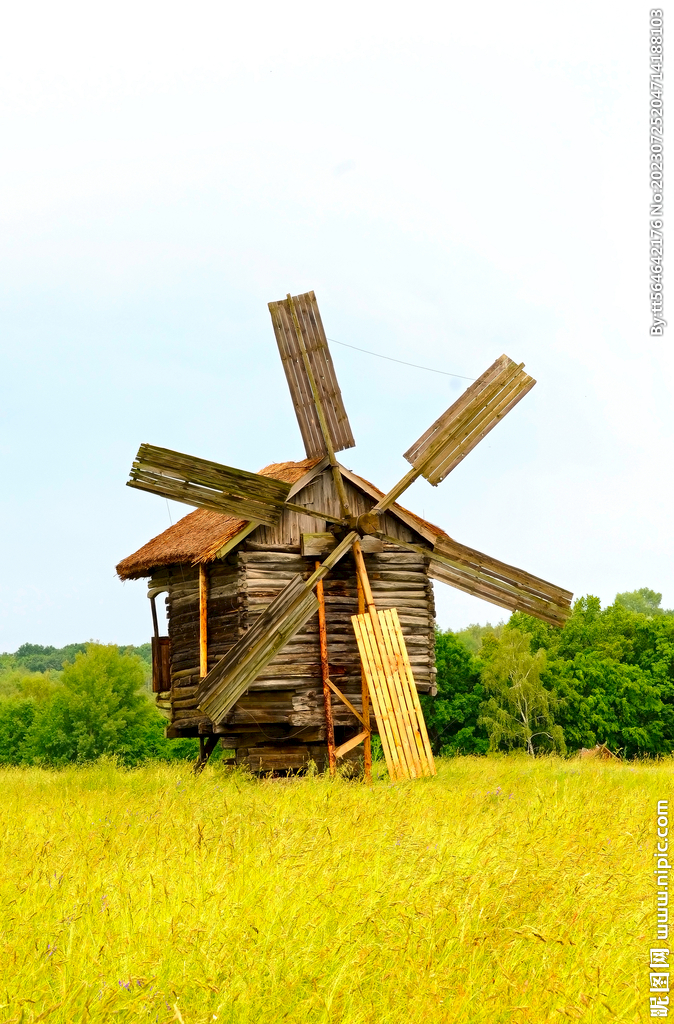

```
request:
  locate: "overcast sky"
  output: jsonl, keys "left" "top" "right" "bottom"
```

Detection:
{"left": 1, "top": 0, "right": 671, "bottom": 650}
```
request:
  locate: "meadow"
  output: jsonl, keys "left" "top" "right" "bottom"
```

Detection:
{"left": 0, "top": 756, "right": 667, "bottom": 1023}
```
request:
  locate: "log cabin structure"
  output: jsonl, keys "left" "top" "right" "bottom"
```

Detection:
{"left": 117, "top": 290, "right": 573, "bottom": 778}
{"left": 116, "top": 457, "right": 443, "bottom": 773}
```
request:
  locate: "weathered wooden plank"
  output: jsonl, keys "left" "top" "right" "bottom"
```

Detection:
{"left": 152, "top": 636, "right": 171, "bottom": 693}
{"left": 373, "top": 530, "right": 571, "bottom": 626}
{"left": 421, "top": 371, "right": 535, "bottom": 483}
{"left": 128, "top": 443, "right": 291, "bottom": 525}
{"left": 301, "top": 532, "right": 337, "bottom": 557}
{"left": 268, "top": 291, "right": 356, "bottom": 459}
{"left": 403, "top": 355, "right": 535, "bottom": 483}
{"left": 433, "top": 536, "right": 572, "bottom": 605}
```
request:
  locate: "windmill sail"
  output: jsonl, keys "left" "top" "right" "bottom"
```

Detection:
{"left": 127, "top": 444, "right": 292, "bottom": 526}
{"left": 428, "top": 536, "right": 572, "bottom": 626}
{"left": 269, "top": 291, "right": 355, "bottom": 460}
{"left": 404, "top": 354, "right": 536, "bottom": 485}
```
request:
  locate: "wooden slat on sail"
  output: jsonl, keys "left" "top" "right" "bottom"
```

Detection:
{"left": 128, "top": 444, "right": 291, "bottom": 526}
{"left": 352, "top": 608, "right": 435, "bottom": 781}
{"left": 371, "top": 530, "right": 573, "bottom": 628}
{"left": 403, "top": 355, "right": 536, "bottom": 484}
{"left": 269, "top": 291, "right": 356, "bottom": 459}
{"left": 428, "top": 536, "right": 572, "bottom": 627}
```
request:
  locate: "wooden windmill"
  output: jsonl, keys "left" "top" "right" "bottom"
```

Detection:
{"left": 122, "top": 291, "right": 572, "bottom": 780}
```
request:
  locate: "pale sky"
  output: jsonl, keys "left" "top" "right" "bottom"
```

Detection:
{"left": 1, "top": 0, "right": 672, "bottom": 650}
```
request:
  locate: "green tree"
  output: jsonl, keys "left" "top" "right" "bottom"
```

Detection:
{"left": 0, "top": 698, "right": 37, "bottom": 764}
{"left": 478, "top": 628, "right": 565, "bottom": 755}
{"left": 421, "top": 628, "right": 489, "bottom": 755}
{"left": 13, "top": 642, "right": 88, "bottom": 672}
{"left": 453, "top": 621, "right": 504, "bottom": 655}
{"left": 24, "top": 644, "right": 162, "bottom": 766}
{"left": 510, "top": 596, "right": 674, "bottom": 757}
{"left": 615, "top": 588, "right": 672, "bottom": 617}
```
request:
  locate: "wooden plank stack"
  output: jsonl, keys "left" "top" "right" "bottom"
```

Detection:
{"left": 352, "top": 608, "right": 435, "bottom": 780}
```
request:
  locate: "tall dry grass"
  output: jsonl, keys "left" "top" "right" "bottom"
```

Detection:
{"left": 0, "top": 755, "right": 667, "bottom": 1023}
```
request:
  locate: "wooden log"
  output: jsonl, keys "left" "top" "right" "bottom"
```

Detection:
{"left": 357, "top": 573, "right": 372, "bottom": 783}
{"left": 199, "top": 564, "right": 208, "bottom": 678}
{"left": 315, "top": 565, "right": 336, "bottom": 777}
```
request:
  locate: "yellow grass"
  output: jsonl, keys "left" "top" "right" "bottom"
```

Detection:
{"left": 0, "top": 756, "right": 668, "bottom": 1023}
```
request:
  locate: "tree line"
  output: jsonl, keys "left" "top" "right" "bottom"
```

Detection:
{"left": 421, "top": 588, "right": 674, "bottom": 758}
{"left": 0, "top": 588, "right": 671, "bottom": 765}
{"left": 0, "top": 644, "right": 200, "bottom": 765}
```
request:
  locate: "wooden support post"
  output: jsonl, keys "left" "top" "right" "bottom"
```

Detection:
{"left": 199, "top": 564, "right": 208, "bottom": 678}
{"left": 352, "top": 539, "right": 378, "bottom": 619}
{"left": 195, "top": 734, "right": 219, "bottom": 774}
{"left": 316, "top": 562, "right": 336, "bottom": 777}
{"left": 357, "top": 572, "right": 372, "bottom": 783}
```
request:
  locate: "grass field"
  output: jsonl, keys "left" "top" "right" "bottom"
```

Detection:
{"left": 0, "top": 756, "right": 667, "bottom": 1023}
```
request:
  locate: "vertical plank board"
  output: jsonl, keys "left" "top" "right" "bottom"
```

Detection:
{"left": 199, "top": 565, "right": 208, "bottom": 679}
{"left": 352, "top": 616, "right": 400, "bottom": 781}
{"left": 356, "top": 614, "right": 407, "bottom": 779}
{"left": 153, "top": 636, "right": 171, "bottom": 694}
{"left": 351, "top": 609, "right": 436, "bottom": 780}
{"left": 377, "top": 611, "right": 424, "bottom": 778}
{"left": 383, "top": 609, "right": 435, "bottom": 775}
{"left": 357, "top": 574, "right": 372, "bottom": 783}
{"left": 372, "top": 614, "right": 421, "bottom": 778}
{"left": 316, "top": 563, "right": 336, "bottom": 777}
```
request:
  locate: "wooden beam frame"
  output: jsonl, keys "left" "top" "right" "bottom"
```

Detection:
{"left": 199, "top": 564, "right": 208, "bottom": 678}
{"left": 315, "top": 564, "right": 336, "bottom": 777}
{"left": 357, "top": 573, "right": 372, "bottom": 783}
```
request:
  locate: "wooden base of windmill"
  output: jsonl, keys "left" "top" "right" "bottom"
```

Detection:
{"left": 173, "top": 725, "right": 371, "bottom": 775}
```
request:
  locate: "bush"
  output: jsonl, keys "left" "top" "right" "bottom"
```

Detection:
{"left": 421, "top": 628, "right": 489, "bottom": 755}
{"left": 0, "top": 698, "right": 36, "bottom": 765}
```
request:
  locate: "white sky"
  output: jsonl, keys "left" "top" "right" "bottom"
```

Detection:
{"left": 1, "top": 0, "right": 672, "bottom": 649}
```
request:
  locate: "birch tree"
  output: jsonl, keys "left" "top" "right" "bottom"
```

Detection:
{"left": 478, "top": 628, "right": 565, "bottom": 755}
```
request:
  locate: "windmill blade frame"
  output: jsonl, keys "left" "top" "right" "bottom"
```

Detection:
{"left": 403, "top": 354, "right": 536, "bottom": 485}
{"left": 269, "top": 291, "right": 356, "bottom": 461}
{"left": 127, "top": 443, "right": 344, "bottom": 525}
{"left": 371, "top": 354, "right": 536, "bottom": 514}
{"left": 373, "top": 530, "right": 572, "bottom": 627}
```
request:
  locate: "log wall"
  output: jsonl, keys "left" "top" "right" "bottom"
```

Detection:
{"left": 151, "top": 468, "right": 437, "bottom": 771}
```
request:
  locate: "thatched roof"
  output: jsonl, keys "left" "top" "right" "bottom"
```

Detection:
{"left": 116, "top": 458, "right": 447, "bottom": 580}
